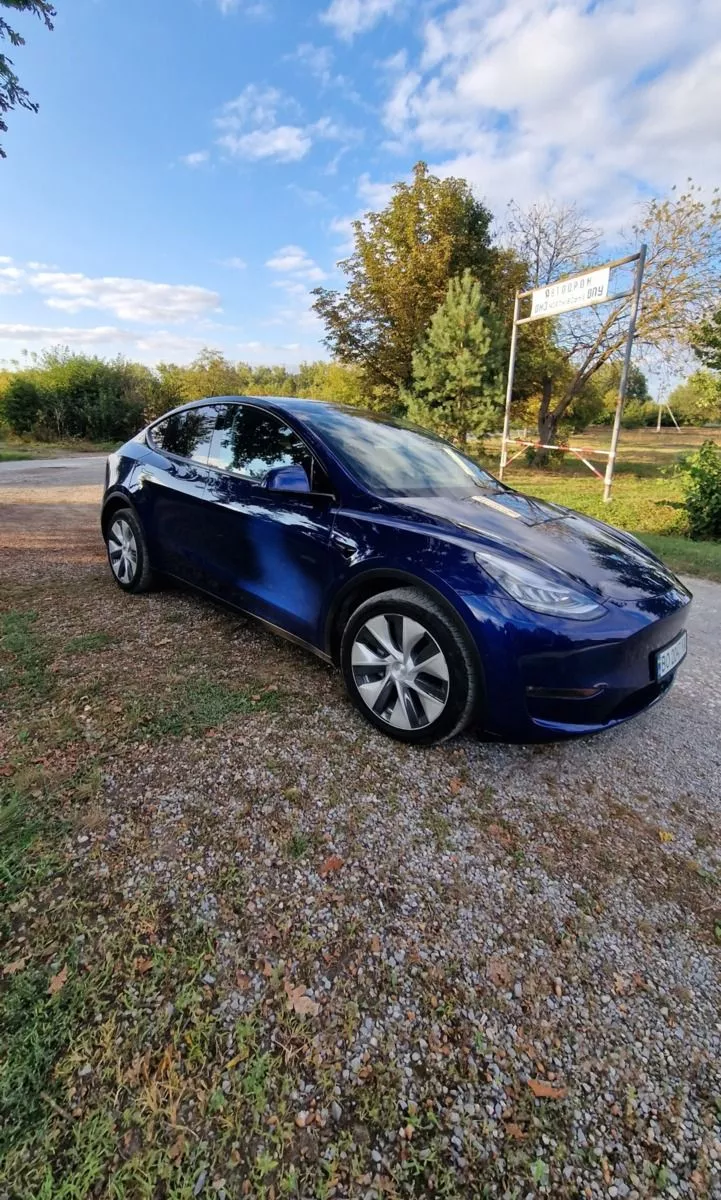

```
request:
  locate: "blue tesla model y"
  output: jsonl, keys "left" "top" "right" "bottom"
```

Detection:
{"left": 101, "top": 396, "right": 690, "bottom": 745}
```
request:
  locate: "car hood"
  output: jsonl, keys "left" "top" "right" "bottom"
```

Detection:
{"left": 393, "top": 489, "right": 685, "bottom": 603}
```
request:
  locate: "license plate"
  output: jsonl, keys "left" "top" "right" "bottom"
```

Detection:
{"left": 655, "top": 631, "right": 687, "bottom": 680}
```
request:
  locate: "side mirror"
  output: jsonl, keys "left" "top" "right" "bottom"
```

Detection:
{"left": 264, "top": 463, "right": 311, "bottom": 494}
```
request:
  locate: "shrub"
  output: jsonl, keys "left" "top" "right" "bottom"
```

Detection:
{"left": 3, "top": 378, "right": 43, "bottom": 435}
{"left": 683, "top": 440, "right": 721, "bottom": 539}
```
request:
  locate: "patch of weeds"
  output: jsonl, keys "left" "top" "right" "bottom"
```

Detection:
{"left": 422, "top": 804, "right": 452, "bottom": 850}
{"left": 129, "top": 679, "right": 281, "bottom": 739}
{"left": 0, "top": 955, "right": 90, "bottom": 1163}
{"left": 0, "top": 792, "right": 63, "bottom": 923}
{"left": 64, "top": 632, "right": 114, "bottom": 654}
{"left": 287, "top": 831, "right": 310, "bottom": 859}
{"left": 531, "top": 1157, "right": 550, "bottom": 1189}
{"left": 0, "top": 610, "right": 51, "bottom": 700}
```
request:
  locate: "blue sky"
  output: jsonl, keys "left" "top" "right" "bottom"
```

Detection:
{"left": 1, "top": 0, "right": 719, "bottom": 368}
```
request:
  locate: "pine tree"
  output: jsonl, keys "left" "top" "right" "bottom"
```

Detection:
{"left": 406, "top": 271, "right": 504, "bottom": 444}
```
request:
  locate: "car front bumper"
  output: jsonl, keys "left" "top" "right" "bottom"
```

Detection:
{"left": 463, "top": 586, "right": 691, "bottom": 742}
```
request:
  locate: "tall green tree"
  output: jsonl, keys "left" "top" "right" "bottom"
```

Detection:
{"left": 405, "top": 271, "right": 504, "bottom": 444}
{"left": 313, "top": 162, "right": 521, "bottom": 405}
{"left": 668, "top": 370, "right": 721, "bottom": 425}
{"left": 692, "top": 306, "right": 721, "bottom": 371}
{"left": 1, "top": 0, "right": 55, "bottom": 157}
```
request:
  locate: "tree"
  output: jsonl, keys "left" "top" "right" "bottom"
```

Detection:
{"left": 668, "top": 371, "right": 721, "bottom": 425}
{"left": 312, "top": 162, "right": 518, "bottom": 405}
{"left": 1, "top": 1, "right": 56, "bottom": 157}
{"left": 691, "top": 306, "right": 721, "bottom": 370}
{"left": 297, "top": 361, "right": 365, "bottom": 406}
{"left": 505, "top": 199, "right": 600, "bottom": 289}
{"left": 507, "top": 185, "right": 721, "bottom": 453}
{"left": 405, "top": 271, "right": 504, "bottom": 444}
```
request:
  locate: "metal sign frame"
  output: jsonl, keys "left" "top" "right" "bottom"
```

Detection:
{"left": 499, "top": 246, "right": 647, "bottom": 502}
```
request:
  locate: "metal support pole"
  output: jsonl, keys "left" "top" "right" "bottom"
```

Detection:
{"left": 603, "top": 244, "right": 647, "bottom": 502}
{"left": 499, "top": 292, "right": 520, "bottom": 480}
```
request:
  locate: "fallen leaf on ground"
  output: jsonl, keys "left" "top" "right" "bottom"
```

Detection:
{"left": 658, "top": 829, "right": 674, "bottom": 843}
{"left": 134, "top": 956, "right": 153, "bottom": 974}
{"left": 48, "top": 964, "right": 68, "bottom": 995}
{"left": 449, "top": 776, "right": 462, "bottom": 794}
{"left": 528, "top": 1078, "right": 568, "bottom": 1100}
{"left": 284, "top": 980, "right": 320, "bottom": 1017}
{"left": 319, "top": 854, "right": 344, "bottom": 878}
{"left": 487, "top": 957, "right": 512, "bottom": 988}
{"left": 235, "top": 970, "right": 251, "bottom": 990}
{"left": 168, "top": 1134, "right": 185, "bottom": 1161}
{"left": 505, "top": 1122, "right": 527, "bottom": 1140}
{"left": 487, "top": 823, "right": 514, "bottom": 848}
{"left": 3, "top": 957, "right": 26, "bottom": 976}
{"left": 370, "top": 935, "right": 381, "bottom": 954}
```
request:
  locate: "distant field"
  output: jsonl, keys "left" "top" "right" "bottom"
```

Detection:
{"left": 485, "top": 424, "right": 721, "bottom": 473}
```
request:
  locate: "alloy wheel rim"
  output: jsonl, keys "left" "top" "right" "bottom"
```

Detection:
{"left": 108, "top": 518, "right": 138, "bottom": 584}
{"left": 351, "top": 613, "right": 450, "bottom": 731}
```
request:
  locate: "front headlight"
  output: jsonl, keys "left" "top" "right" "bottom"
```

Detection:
{"left": 475, "top": 551, "right": 605, "bottom": 620}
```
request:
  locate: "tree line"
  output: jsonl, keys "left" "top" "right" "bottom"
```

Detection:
{"left": 0, "top": 350, "right": 365, "bottom": 442}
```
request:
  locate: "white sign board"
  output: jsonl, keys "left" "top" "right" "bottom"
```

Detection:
{"left": 530, "top": 266, "right": 611, "bottom": 320}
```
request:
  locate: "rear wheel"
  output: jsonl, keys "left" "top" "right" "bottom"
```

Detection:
{"left": 105, "top": 507, "right": 154, "bottom": 594}
{"left": 340, "top": 587, "right": 479, "bottom": 745}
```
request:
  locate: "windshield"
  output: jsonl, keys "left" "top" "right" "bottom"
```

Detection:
{"left": 304, "top": 406, "right": 498, "bottom": 498}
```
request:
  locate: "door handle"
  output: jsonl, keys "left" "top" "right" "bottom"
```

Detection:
{"left": 331, "top": 532, "right": 358, "bottom": 560}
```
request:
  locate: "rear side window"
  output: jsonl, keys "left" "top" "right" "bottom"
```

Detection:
{"left": 150, "top": 406, "right": 219, "bottom": 463}
{"left": 208, "top": 405, "right": 313, "bottom": 482}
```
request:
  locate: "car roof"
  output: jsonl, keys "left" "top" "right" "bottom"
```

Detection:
{"left": 177, "top": 395, "right": 338, "bottom": 415}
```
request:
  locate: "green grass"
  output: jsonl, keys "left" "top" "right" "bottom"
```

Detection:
{"left": 489, "top": 462, "right": 721, "bottom": 582}
{"left": 0, "top": 437, "right": 119, "bottom": 461}
{"left": 64, "top": 632, "right": 114, "bottom": 654}
{"left": 0, "top": 610, "right": 51, "bottom": 700}
{"left": 129, "top": 678, "right": 280, "bottom": 739}
{"left": 640, "top": 535, "right": 721, "bottom": 583}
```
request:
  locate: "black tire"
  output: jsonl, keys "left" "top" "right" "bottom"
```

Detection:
{"left": 104, "top": 506, "right": 154, "bottom": 594}
{"left": 340, "top": 587, "right": 480, "bottom": 745}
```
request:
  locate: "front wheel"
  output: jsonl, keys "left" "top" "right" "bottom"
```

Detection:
{"left": 105, "top": 507, "right": 154, "bottom": 594}
{"left": 340, "top": 587, "right": 480, "bottom": 745}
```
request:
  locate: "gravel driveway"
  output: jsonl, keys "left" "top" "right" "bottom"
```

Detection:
{"left": 1, "top": 466, "right": 719, "bottom": 1198}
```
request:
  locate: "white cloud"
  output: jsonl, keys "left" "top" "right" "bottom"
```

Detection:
{"left": 381, "top": 0, "right": 721, "bottom": 219}
{"left": 266, "top": 245, "right": 328, "bottom": 282}
{"left": 213, "top": 83, "right": 356, "bottom": 164}
{"left": 287, "top": 183, "right": 327, "bottom": 207}
{"left": 236, "top": 339, "right": 317, "bottom": 366}
{"left": 0, "top": 255, "right": 13, "bottom": 265}
{"left": 219, "top": 126, "right": 312, "bottom": 162}
{"left": 215, "top": 85, "right": 290, "bottom": 132}
{"left": 26, "top": 270, "right": 220, "bottom": 323}
{"left": 357, "top": 172, "right": 395, "bottom": 209}
{"left": 216, "top": 0, "right": 268, "bottom": 15}
{"left": 220, "top": 256, "right": 248, "bottom": 269}
{"left": 322, "top": 0, "right": 403, "bottom": 40}
{"left": 291, "top": 42, "right": 336, "bottom": 84}
{"left": 214, "top": 84, "right": 311, "bottom": 163}
{"left": 180, "top": 150, "right": 210, "bottom": 168}
{"left": 0, "top": 323, "right": 137, "bottom": 345}
{"left": 0, "top": 323, "right": 211, "bottom": 364}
